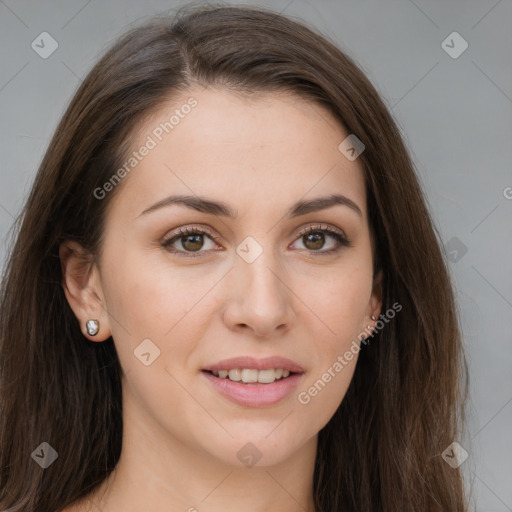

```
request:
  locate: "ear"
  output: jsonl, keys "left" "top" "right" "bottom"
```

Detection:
{"left": 59, "top": 240, "right": 112, "bottom": 342}
{"left": 366, "top": 269, "right": 383, "bottom": 326}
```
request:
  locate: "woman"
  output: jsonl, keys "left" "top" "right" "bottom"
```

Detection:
{"left": 0, "top": 4, "right": 468, "bottom": 511}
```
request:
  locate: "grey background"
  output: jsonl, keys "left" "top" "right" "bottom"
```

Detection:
{"left": 1, "top": 0, "right": 511, "bottom": 510}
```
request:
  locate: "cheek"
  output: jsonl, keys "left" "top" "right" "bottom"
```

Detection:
{"left": 100, "top": 245, "right": 196, "bottom": 334}
{"left": 294, "top": 343, "right": 359, "bottom": 437}
{"left": 293, "top": 260, "right": 372, "bottom": 338}
{"left": 100, "top": 248, "right": 221, "bottom": 379}
{"left": 292, "top": 264, "right": 372, "bottom": 428}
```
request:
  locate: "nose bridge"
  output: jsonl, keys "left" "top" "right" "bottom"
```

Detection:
{"left": 235, "top": 240, "right": 286, "bottom": 302}
{"left": 224, "top": 237, "right": 293, "bottom": 335}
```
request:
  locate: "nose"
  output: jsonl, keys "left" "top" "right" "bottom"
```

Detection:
{"left": 221, "top": 250, "right": 295, "bottom": 338}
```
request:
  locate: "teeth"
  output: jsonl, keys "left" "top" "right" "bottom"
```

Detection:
{"left": 256, "top": 369, "right": 276, "bottom": 384}
{"left": 241, "top": 369, "right": 258, "bottom": 383}
{"left": 228, "top": 369, "right": 241, "bottom": 381}
{"left": 210, "top": 368, "right": 294, "bottom": 383}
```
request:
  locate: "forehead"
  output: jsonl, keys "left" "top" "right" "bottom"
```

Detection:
{"left": 110, "top": 87, "right": 367, "bottom": 221}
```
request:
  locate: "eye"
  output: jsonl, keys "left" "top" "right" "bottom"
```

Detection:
{"left": 161, "top": 226, "right": 220, "bottom": 258}
{"left": 291, "top": 224, "right": 352, "bottom": 255}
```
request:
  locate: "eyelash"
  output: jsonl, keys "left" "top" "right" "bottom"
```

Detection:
{"left": 161, "top": 224, "right": 352, "bottom": 259}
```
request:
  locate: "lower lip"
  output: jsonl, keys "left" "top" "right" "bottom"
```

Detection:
{"left": 201, "top": 371, "right": 304, "bottom": 407}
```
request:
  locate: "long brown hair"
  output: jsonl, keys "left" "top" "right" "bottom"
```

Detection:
{"left": 0, "top": 4, "right": 468, "bottom": 511}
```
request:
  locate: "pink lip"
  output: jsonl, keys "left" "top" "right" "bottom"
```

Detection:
{"left": 201, "top": 371, "right": 304, "bottom": 407}
{"left": 201, "top": 356, "right": 304, "bottom": 373}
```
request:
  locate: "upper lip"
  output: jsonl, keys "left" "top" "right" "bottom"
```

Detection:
{"left": 202, "top": 356, "right": 305, "bottom": 374}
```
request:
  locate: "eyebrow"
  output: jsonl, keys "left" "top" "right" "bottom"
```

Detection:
{"left": 138, "top": 193, "right": 363, "bottom": 219}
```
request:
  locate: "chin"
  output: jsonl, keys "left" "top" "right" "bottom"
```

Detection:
{"left": 200, "top": 429, "right": 306, "bottom": 469}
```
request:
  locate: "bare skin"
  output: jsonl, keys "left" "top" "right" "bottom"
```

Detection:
{"left": 59, "top": 86, "right": 382, "bottom": 512}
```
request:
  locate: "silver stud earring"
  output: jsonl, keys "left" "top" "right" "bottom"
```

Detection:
{"left": 86, "top": 319, "right": 99, "bottom": 336}
{"left": 371, "top": 315, "right": 376, "bottom": 320}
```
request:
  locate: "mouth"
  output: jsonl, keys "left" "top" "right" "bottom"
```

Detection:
{"left": 200, "top": 356, "right": 305, "bottom": 407}
{"left": 201, "top": 368, "right": 300, "bottom": 384}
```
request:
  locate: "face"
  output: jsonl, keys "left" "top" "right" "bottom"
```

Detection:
{"left": 62, "top": 87, "right": 381, "bottom": 469}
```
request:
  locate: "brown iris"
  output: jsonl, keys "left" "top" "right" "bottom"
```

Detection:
{"left": 181, "top": 233, "right": 204, "bottom": 252}
{"left": 303, "top": 231, "right": 325, "bottom": 251}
